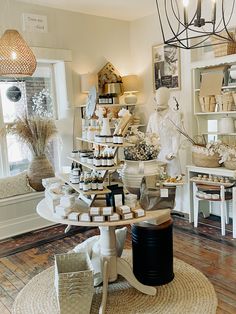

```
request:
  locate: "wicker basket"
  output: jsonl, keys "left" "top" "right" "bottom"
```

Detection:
{"left": 224, "top": 160, "right": 236, "bottom": 170}
{"left": 192, "top": 152, "right": 221, "bottom": 168}
{"left": 28, "top": 155, "right": 54, "bottom": 191}
{"left": 211, "top": 32, "right": 236, "bottom": 57}
{"left": 215, "top": 92, "right": 234, "bottom": 111}
{"left": 199, "top": 96, "right": 216, "bottom": 112}
{"left": 54, "top": 252, "right": 94, "bottom": 314}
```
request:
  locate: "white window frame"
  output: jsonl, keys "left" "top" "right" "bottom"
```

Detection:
{"left": 0, "top": 47, "right": 73, "bottom": 178}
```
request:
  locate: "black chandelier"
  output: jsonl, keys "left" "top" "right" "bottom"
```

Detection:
{"left": 156, "top": 0, "right": 236, "bottom": 49}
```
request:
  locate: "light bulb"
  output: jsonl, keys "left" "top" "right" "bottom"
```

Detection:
{"left": 183, "top": 0, "right": 189, "bottom": 7}
{"left": 11, "top": 51, "right": 17, "bottom": 60}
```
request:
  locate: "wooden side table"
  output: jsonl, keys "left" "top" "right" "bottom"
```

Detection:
{"left": 37, "top": 199, "right": 171, "bottom": 314}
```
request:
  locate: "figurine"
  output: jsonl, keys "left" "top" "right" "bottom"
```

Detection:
{"left": 147, "top": 87, "right": 181, "bottom": 176}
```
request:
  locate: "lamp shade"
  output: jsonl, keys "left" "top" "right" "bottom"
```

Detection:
{"left": 81, "top": 73, "right": 97, "bottom": 93}
{"left": 0, "top": 29, "right": 36, "bottom": 77}
{"left": 122, "top": 75, "right": 139, "bottom": 93}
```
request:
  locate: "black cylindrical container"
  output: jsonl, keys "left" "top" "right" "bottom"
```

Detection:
{"left": 132, "top": 219, "right": 174, "bottom": 286}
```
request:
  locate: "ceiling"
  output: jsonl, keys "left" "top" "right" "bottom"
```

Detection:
{"left": 16, "top": 0, "right": 157, "bottom": 21}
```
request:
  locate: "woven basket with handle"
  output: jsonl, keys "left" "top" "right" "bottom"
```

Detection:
{"left": 192, "top": 146, "right": 221, "bottom": 168}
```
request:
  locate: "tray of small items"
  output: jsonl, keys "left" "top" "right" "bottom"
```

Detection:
{"left": 157, "top": 175, "right": 185, "bottom": 186}
{"left": 190, "top": 174, "right": 235, "bottom": 187}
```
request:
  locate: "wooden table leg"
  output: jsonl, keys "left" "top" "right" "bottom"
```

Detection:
{"left": 117, "top": 257, "right": 156, "bottom": 296}
{"left": 99, "top": 260, "right": 109, "bottom": 314}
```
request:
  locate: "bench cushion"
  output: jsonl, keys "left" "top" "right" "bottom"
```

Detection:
{"left": 0, "top": 171, "right": 34, "bottom": 199}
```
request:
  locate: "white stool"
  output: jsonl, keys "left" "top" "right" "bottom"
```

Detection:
{"left": 193, "top": 183, "right": 230, "bottom": 236}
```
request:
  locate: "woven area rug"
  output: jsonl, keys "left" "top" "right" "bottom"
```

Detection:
{"left": 12, "top": 250, "right": 217, "bottom": 314}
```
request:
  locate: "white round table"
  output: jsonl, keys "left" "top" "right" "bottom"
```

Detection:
{"left": 37, "top": 199, "right": 171, "bottom": 314}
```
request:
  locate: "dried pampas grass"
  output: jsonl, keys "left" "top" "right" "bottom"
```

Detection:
{"left": 2, "top": 113, "right": 58, "bottom": 157}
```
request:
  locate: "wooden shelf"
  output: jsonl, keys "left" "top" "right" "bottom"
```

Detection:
{"left": 96, "top": 103, "right": 137, "bottom": 108}
{"left": 76, "top": 137, "right": 135, "bottom": 147}
{"left": 194, "top": 111, "right": 236, "bottom": 117}
{"left": 76, "top": 103, "right": 138, "bottom": 108}
{"left": 68, "top": 156, "right": 122, "bottom": 171}
{"left": 56, "top": 173, "right": 111, "bottom": 195}
{"left": 194, "top": 85, "right": 236, "bottom": 93}
{"left": 110, "top": 123, "right": 145, "bottom": 129}
{"left": 202, "top": 132, "right": 236, "bottom": 136}
{"left": 190, "top": 177, "right": 235, "bottom": 187}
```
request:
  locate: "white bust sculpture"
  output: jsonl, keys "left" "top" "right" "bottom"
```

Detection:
{"left": 147, "top": 87, "right": 181, "bottom": 177}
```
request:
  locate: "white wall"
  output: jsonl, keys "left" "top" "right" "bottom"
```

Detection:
{"left": 0, "top": 0, "right": 132, "bottom": 167}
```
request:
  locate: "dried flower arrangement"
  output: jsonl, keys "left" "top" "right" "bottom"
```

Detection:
{"left": 124, "top": 128, "right": 160, "bottom": 161}
{"left": 4, "top": 113, "right": 57, "bottom": 157}
{"left": 1, "top": 113, "right": 58, "bottom": 190}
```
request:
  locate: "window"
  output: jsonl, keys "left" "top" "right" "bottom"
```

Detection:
{"left": 0, "top": 63, "right": 58, "bottom": 177}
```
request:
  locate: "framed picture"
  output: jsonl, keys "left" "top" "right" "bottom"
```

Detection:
{"left": 152, "top": 44, "right": 181, "bottom": 91}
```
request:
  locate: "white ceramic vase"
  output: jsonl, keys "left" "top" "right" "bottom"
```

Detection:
{"left": 100, "top": 117, "right": 111, "bottom": 136}
{"left": 120, "top": 159, "right": 166, "bottom": 196}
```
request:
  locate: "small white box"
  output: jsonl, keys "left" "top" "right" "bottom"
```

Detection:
{"left": 107, "top": 213, "right": 120, "bottom": 222}
{"left": 116, "top": 205, "right": 131, "bottom": 215}
{"left": 79, "top": 213, "right": 91, "bottom": 222}
{"left": 60, "top": 195, "right": 75, "bottom": 207}
{"left": 132, "top": 208, "right": 145, "bottom": 218}
{"left": 55, "top": 205, "right": 72, "bottom": 216}
{"left": 68, "top": 212, "right": 80, "bottom": 221}
{"left": 45, "top": 190, "right": 62, "bottom": 212}
{"left": 122, "top": 212, "right": 133, "bottom": 220}
{"left": 101, "top": 206, "right": 113, "bottom": 216}
{"left": 114, "top": 194, "right": 123, "bottom": 207}
{"left": 89, "top": 207, "right": 101, "bottom": 216}
{"left": 53, "top": 212, "right": 67, "bottom": 219}
{"left": 92, "top": 215, "right": 105, "bottom": 222}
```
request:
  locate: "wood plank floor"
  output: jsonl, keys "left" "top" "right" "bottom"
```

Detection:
{"left": 0, "top": 220, "right": 235, "bottom": 314}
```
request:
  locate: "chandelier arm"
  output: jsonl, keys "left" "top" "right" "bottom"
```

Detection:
{"left": 164, "top": 0, "right": 188, "bottom": 48}
{"left": 221, "top": 0, "right": 235, "bottom": 41}
{"left": 210, "top": 0, "right": 235, "bottom": 35}
{"left": 169, "top": 0, "right": 197, "bottom": 36}
{"left": 189, "top": 35, "right": 211, "bottom": 49}
{"left": 156, "top": 0, "right": 166, "bottom": 44}
{"left": 171, "top": 0, "right": 180, "bottom": 35}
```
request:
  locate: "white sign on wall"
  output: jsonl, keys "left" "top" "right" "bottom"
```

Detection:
{"left": 22, "top": 13, "right": 48, "bottom": 33}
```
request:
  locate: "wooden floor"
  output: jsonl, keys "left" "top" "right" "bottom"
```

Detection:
{"left": 0, "top": 221, "right": 235, "bottom": 314}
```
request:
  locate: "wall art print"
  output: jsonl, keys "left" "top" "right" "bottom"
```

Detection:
{"left": 152, "top": 44, "right": 181, "bottom": 91}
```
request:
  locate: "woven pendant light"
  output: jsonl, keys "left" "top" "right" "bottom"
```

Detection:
{"left": 0, "top": 29, "right": 36, "bottom": 77}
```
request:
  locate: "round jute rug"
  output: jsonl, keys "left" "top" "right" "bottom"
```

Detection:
{"left": 12, "top": 250, "right": 217, "bottom": 314}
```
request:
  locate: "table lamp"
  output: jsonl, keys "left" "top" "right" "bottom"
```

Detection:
{"left": 81, "top": 73, "right": 98, "bottom": 93}
{"left": 122, "top": 75, "right": 139, "bottom": 104}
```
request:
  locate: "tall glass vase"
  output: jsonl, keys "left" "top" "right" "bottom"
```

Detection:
{"left": 100, "top": 117, "right": 111, "bottom": 136}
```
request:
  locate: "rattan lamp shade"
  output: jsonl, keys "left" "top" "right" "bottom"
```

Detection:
{"left": 0, "top": 29, "right": 37, "bottom": 77}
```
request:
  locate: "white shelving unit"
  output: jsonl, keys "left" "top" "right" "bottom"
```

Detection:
{"left": 58, "top": 136, "right": 134, "bottom": 205}
{"left": 191, "top": 54, "right": 236, "bottom": 143}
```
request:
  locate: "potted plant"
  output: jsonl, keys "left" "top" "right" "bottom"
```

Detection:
{"left": 4, "top": 113, "right": 57, "bottom": 191}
